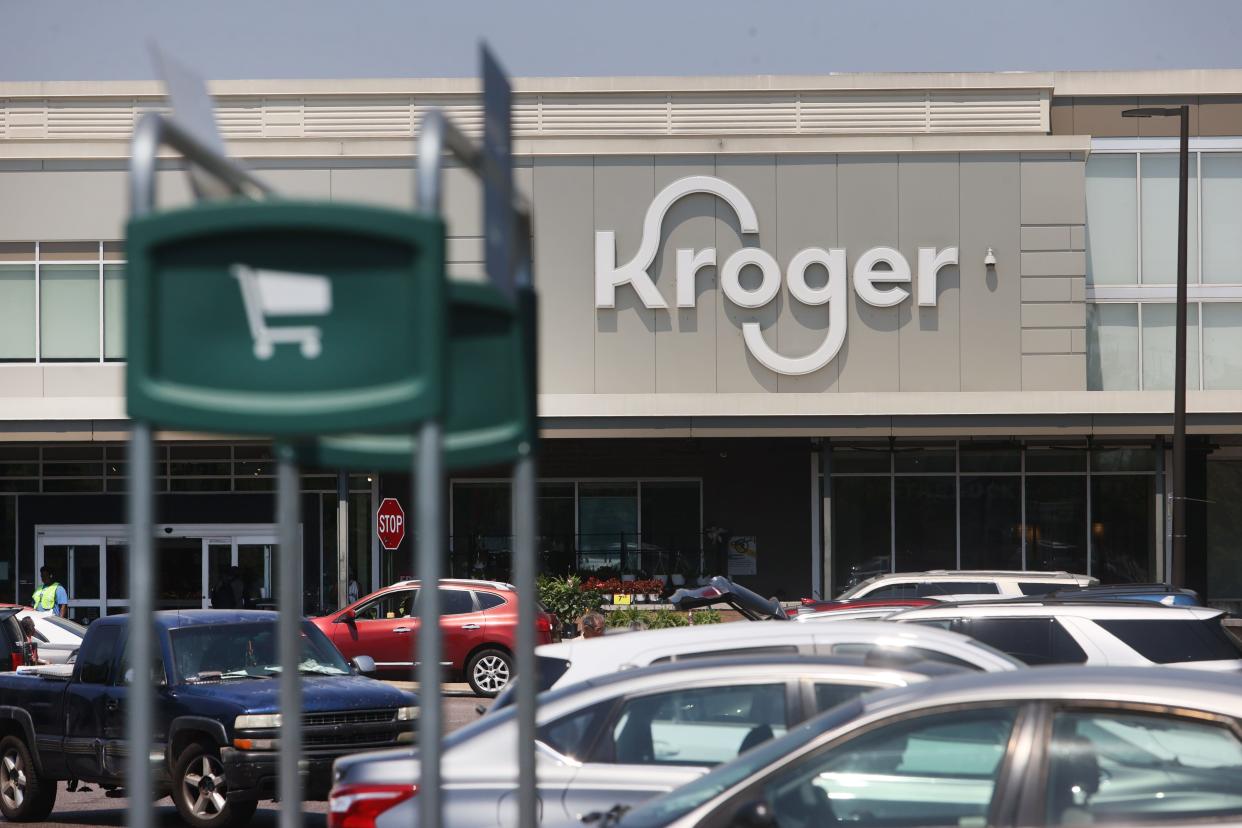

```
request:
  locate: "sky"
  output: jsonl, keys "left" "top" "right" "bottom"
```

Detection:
{"left": 1, "top": 0, "right": 1239, "bottom": 81}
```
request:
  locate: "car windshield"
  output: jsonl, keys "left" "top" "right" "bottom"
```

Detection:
{"left": 41, "top": 616, "right": 86, "bottom": 638}
{"left": 618, "top": 698, "right": 865, "bottom": 827}
{"left": 170, "top": 621, "right": 351, "bottom": 683}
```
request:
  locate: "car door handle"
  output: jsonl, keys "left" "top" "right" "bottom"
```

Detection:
{"left": 460, "top": 623, "right": 481, "bottom": 631}
{"left": 393, "top": 627, "right": 411, "bottom": 633}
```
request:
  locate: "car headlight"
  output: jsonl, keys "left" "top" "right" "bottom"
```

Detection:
{"left": 396, "top": 706, "right": 419, "bottom": 722}
{"left": 235, "top": 713, "right": 281, "bottom": 730}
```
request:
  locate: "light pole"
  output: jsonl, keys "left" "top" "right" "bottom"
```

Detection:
{"left": 1122, "top": 105, "right": 1189, "bottom": 587}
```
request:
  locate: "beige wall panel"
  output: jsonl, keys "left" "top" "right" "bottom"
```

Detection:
{"left": 1022, "top": 353, "right": 1086, "bottom": 390}
{"left": 715, "top": 156, "right": 780, "bottom": 392}
{"left": 775, "top": 156, "right": 838, "bottom": 392}
{"left": 254, "top": 168, "right": 331, "bottom": 200}
{"left": 42, "top": 364, "right": 124, "bottom": 396}
{"left": 1071, "top": 97, "right": 1140, "bottom": 137}
{"left": 1022, "top": 302, "right": 1086, "bottom": 328}
{"left": 1199, "top": 96, "right": 1242, "bottom": 136}
{"left": 1069, "top": 226, "right": 1085, "bottom": 251}
{"left": 0, "top": 170, "right": 127, "bottom": 240}
{"left": 836, "top": 156, "right": 900, "bottom": 391}
{"left": 1021, "top": 225, "right": 1071, "bottom": 251}
{"left": 532, "top": 158, "right": 596, "bottom": 393}
{"left": 1021, "top": 328, "right": 1072, "bottom": 354}
{"left": 1021, "top": 160, "right": 1085, "bottom": 225}
{"left": 441, "top": 164, "right": 484, "bottom": 238}
{"left": 1135, "top": 97, "right": 1199, "bottom": 137}
{"left": 1022, "top": 250, "right": 1086, "bottom": 276}
{"left": 594, "top": 157, "right": 656, "bottom": 392}
{"left": 1021, "top": 277, "right": 1073, "bottom": 302}
{"left": 652, "top": 157, "right": 718, "bottom": 393}
{"left": 898, "top": 154, "right": 960, "bottom": 392}
{"left": 1050, "top": 98, "right": 1075, "bottom": 135}
{"left": 329, "top": 167, "right": 415, "bottom": 208}
{"left": 0, "top": 366, "right": 42, "bottom": 397}
{"left": 959, "top": 154, "right": 1021, "bottom": 391}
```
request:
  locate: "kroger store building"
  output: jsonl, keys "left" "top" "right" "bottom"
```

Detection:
{"left": 4, "top": 68, "right": 1242, "bottom": 618}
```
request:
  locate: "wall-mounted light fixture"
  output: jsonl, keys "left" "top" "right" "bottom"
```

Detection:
{"left": 983, "top": 248, "right": 997, "bottom": 267}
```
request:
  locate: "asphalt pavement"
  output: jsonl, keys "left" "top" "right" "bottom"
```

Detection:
{"left": 21, "top": 687, "right": 491, "bottom": 828}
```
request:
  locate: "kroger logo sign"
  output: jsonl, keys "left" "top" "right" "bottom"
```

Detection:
{"left": 594, "top": 175, "right": 960, "bottom": 376}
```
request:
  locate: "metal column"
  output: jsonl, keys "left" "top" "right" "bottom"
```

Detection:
{"left": 277, "top": 448, "right": 303, "bottom": 828}
{"left": 125, "top": 422, "right": 154, "bottom": 828}
{"left": 337, "top": 470, "right": 349, "bottom": 609}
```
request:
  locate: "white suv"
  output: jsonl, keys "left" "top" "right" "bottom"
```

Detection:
{"left": 838, "top": 569, "right": 1095, "bottom": 602}
{"left": 891, "top": 600, "right": 1242, "bottom": 670}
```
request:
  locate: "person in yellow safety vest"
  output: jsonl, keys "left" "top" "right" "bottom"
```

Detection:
{"left": 32, "top": 567, "right": 68, "bottom": 618}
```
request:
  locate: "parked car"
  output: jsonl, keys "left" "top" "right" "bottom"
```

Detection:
{"left": 11, "top": 608, "right": 84, "bottom": 664}
{"left": 1048, "top": 582, "right": 1201, "bottom": 606}
{"left": 311, "top": 578, "right": 559, "bottom": 697}
{"left": 330, "top": 655, "right": 963, "bottom": 827}
{"left": 488, "top": 619, "right": 1023, "bottom": 713}
{"left": 0, "top": 610, "right": 417, "bottom": 827}
{"left": 793, "top": 604, "right": 925, "bottom": 623}
{"left": 0, "top": 608, "right": 36, "bottom": 671}
{"left": 890, "top": 599, "right": 1242, "bottom": 669}
{"left": 837, "top": 569, "right": 1096, "bottom": 601}
{"left": 614, "top": 666, "right": 1242, "bottom": 827}
{"left": 797, "top": 597, "right": 937, "bottom": 615}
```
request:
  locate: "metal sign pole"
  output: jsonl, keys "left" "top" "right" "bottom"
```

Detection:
{"left": 415, "top": 127, "right": 447, "bottom": 828}
{"left": 127, "top": 112, "right": 270, "bottom": 828}
{"left": 276, "top": 446, "right": 304, "bottom": 828}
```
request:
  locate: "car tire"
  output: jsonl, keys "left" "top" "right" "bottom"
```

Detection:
{"left": 0, "top": 734, "right": 56, "bottom": 822}
{"left": 466, "top": 648, "right": 512, "bottom": 697}
{"left": 171, "top": 743, "right": 258, "bottom": 828}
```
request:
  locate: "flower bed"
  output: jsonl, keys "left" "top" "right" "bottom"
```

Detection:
{"left": 582, "top": 577, "right": 665, "bottom": 597}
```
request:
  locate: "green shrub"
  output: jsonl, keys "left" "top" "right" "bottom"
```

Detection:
{"left": 689, "top": 608, "right": 722, "bottom": 625}
{"left": 537, "top": 574, "right": 602, "bottom": 624}
{"left": 646, "top": 608, "right": 690, "bottom": 629}
{"left": 606, "top": 607, "right": 646, "bottom": 628}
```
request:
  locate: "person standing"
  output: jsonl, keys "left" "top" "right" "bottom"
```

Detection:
{"left": 32, "top": 567, "right": 68, "bottom": 618}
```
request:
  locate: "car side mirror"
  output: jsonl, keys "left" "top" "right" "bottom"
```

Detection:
{"left": 337, "top": 609, "right": 355, "bottom": 623}
{"left": 731, "top": 800, "right": 778, "bottom": 828}
{"left": 351, "top": 655, "right": 377, "bottom": 675}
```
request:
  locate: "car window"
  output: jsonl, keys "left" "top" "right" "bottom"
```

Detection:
{"left": 476, "top": 591, "right": 505, "bottom": 611}
{"left": 650, "top": 645, "right": 800, "bottom": 665}
{"left": 812, "top": 683, "right": 873, "bottom": 713}
{"left": 918, "top": 582, "right": 1000, "bottom": 597}
{"left": 77, "top": 624, "right": 122, "bottom": 685}
{"left": 1019, "top": 582, "right": 1064, "bottom": 596}
{"left": 961, "top": 618, "right": 1087, "bottom": 666}
{"left": 598, "top": 683, "right": 788, "bottom": 766}
{"left": 758, "top": 705, "right": 1017, "bottom": 827}
{"left": 537, "top": 700, "right": 612, "bottom": 760}
{"left": 354, "top": 589, "right": 414, "bottom": 621}
{"left": 1094, "top": 618, "right": 1242, "bottom": 663}
{"left": 440, "top": 588, "right": 476, "bottom": 616}
{"left": 830, "top": 642, "right": 983, "bottom": 672}
{"left": 1045, "top": 709, "right": 1242, "bottom": 825}
{"left": 865, "top": 583, "right": 918, "bottom": 600}
{"left": 42, "top": 616, "right": 86, "bottom": 637}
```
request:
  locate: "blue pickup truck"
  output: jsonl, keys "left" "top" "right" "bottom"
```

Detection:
{"left": 0, "top": 610, "right": 417, "bottom": 828}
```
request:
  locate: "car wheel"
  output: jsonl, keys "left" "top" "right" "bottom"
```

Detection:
{"left": 0, "top": 734, "right": 56, "bottom": 822}
{"left": 172, "top": 743, "right": 258, "bottom": 828}
{"left": 467, "top": 648, "right": 512, "bottom": 697}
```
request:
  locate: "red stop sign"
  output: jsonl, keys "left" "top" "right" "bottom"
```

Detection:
{"left": 376, "top": 498, "right": 406, "bottom": 550}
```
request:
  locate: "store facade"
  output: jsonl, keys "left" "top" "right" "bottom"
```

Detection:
{"left": 3, "top": 69, "right": 1242, "bottom": 612}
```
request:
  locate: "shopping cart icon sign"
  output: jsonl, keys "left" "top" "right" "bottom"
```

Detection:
{"left": 231, "top": 264, "right": 333, "bottom": 360}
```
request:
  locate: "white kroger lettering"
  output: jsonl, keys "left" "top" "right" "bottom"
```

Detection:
{"left": 594, "top": 175, "right": 965, "bottom": 376}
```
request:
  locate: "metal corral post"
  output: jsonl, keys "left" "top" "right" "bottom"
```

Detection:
{"left": 125, "top": 421, "right": 155, "bottom": 828}
{"left": 338, "top": 470, "right": 350, "bottom": 609}
{"left": 512, "top": 216, "right": 538, "bottom": 828}
{"left": 277, "top": 448, "right": 304, "bottom": 828}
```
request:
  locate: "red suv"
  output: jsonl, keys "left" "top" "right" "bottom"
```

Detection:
{"left": 311, "top": 579, "right": 558, "bottom": 697}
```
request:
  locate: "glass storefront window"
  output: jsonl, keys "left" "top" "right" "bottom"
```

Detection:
{"left": 893, "top": 447, "right": 955, "bottom": 474}
{"left": 1091, "top": 475, "right": 1155, "bottom": 583}
{"left": 1202, "top": 153, "right": 1242, "bottom": 283}
{"left": 0, "top": 265, "right": 35, "bottom": 361}
{"left": 1207, "top": 462, "right": 1242, "bottom": 600}
{"left": 832, "top": 477, "right": 891, "bottom": 591}
{"left": 0, "top": 497, "right": 13, "bottom": 602}
{"left": 830, "top": 447, "right": 890, "bottom": 474}
{"left": 103, "top": 263, "right": 125, "bottom": 360}
{"left": 894, "top": 477, "right": 955, "bottom": 571}
{"left": 1025, "top": 476, "right": 1088, "bottom": 574}
{"left": 40, "top": 264, "right": 100, "bottom": 360}
{"left": 1086, "top": 153, "right": 1138, "bottom": 286}
{"left": 1025, "top": 447, "right": 1087, "bottom": 474}
{"left": 1141, "top": 303, "right": 1200, "bottom": 390}
{"left": 578, "top": 483, "right": 638, "bottom": 572}
{"left": 959, "top": 446, "right": 1020, "bottom": 474}
{"left": 1202, "top": 303, "right": 1242, "bottom": 390}
{"left": 451, "top": 482, "right": 511, "bottom": 580}
{"left": 959, "top": 477, "right": 1022, "bottom": 570}
{"left": 641, "top": 481, "right": 701, "bottom": 578}
{"left": 1141, "top": 153, "right": 1199, "bottom": 284}
{"left": 1091, "top": 447, "right": 1156, "bottom": 472}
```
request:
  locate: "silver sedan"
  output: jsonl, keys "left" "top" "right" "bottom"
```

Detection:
{"left": 616, "top": 666, "right": 1242, "bottom": 828}
{"left": 330, "top": 655, "right": 961, "bottom": 827}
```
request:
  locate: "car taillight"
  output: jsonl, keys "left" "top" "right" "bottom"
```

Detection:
{"left": 10, "top": 652, "right": 22, "bottom": 671}
{"left": 536, "top": 615, "right": 551, "bottom": 632}
{"left": 328, "top": 783, "right": 417, "bottom": 828}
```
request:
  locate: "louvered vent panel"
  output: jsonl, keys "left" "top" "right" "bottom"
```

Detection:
{"left": 6, "top": 99, "right": 49, "bottom": 139}
{"left": 46, "top": 99, "right": 135, "bottom": 138}
{"left": 262, "top": 98, "right": 304, "bottom": 137}
{"left": 216, "top": 97, "right": 264, "bottom": 139}
{"left": 537, "top": 94, "right": 669, "bottom": 135}
{"left": 799, "top": 93, "right": 929, "bottom": 133}
{"left": 512, "top": 96, "right": 541, "bottom": 135}
{"left": 0, "top": 103, "right": 7, "bottom": 139}
{"left": 304, "top": 96, "right": 413, "bottom": 137}
{"left": 671, "top": 94, "right": 798, "bottom": 134}
{"left": 928, "top": 91, "right": 1043, "bottom": 132}
{"left": 415, "top": 96, "right": 483, "bottom": 138}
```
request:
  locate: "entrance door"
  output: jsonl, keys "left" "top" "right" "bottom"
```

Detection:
{"left": 157, "top": 538, "right": 204, "bottom": 610}
{"left": 36, "top": 538, "right": 103, "bottom": 624}
{"left": 237, "top": 540, "right": 274, "bottom": 608}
